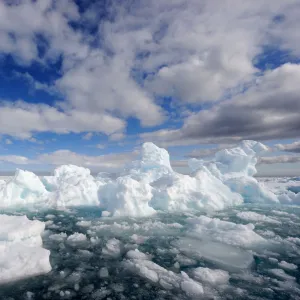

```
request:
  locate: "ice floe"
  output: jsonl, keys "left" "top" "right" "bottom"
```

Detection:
{"left": 236, "top": 211, "right": 281, "bottom": 224}
{"left": 0, "top": 215, "right": 51, "bottom": 284}
{"left": 192, "top": 267, "right": 230, "bottom": 285}
{"left": 124, "top": 258, "right": 204, "bottom": 297}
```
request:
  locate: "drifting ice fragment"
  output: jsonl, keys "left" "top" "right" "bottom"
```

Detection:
{"left": 192, "top": 267, "right": 230, "bottom": 285}
{"left": 124, "top": 258, "right": 203, "bottom": 296}
{"left": 102, "top": 238, "right": 122, "bottom": 258}
{"left": 126, "top": 249, "right": 150, "bottom": 260}
{"left": 172, "top": 237, "right": 254, "bottom": 272}
{"left": 278, "top": 261, "right": 297, "bottom": 270}
{"left": 237, "top": 211, "right": 281, "bottom": 224}
{"left": 99, "top": 267, "right": 109, "bottom": 278}
{"left": 0, "top": 170, "right": 48, "bottom": 207}
{"left": 0, "top": 215, "right": 51, "bottom": 284}
{"left": 67, "top": 232, "right": 87, "bottom": 244}
{"left": 186, "top": 215, "right": 267, "bottom": 249}
{"left": 269, "top": 269, "right": 296, "bottom": 281}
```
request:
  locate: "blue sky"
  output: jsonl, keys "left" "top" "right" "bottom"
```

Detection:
{"left": 0, "top": 0, "right": 300, "bottom": 175}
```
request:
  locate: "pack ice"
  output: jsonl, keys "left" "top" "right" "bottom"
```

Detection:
{"left": 0, "top": 215, "right": 51, "bottom": 284}
{"left": 0, "top": 140, "right": 297, "bottom": 216}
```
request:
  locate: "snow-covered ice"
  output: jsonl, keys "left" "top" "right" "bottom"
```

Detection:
{"left": 237, "top": 211, "right": 281, "bottom": 224}
{"left": 0, "top": 215, "right": 51, "bottom": 284}
{"left": 1, "top": 140, "right": 297, "bottom": 214}
{"left": 278, "top": 260, "right": 297, "bottom": 270}
{"left": 45, "top": 165, "right": 99, "bottom": 207}
{"left": 67, "top": 232, "right": 87, "bottom": 244}
{"left": 192, "top": 267, "right": 230, "bottom": 285}
{"left": 124, "top": 258, "right": 204, "bottom": 297}
{"left": 0, "top": 170, "right": 48, "bottom": 207}
{"left": 102, "top": 238, "right": 122, "bottom": 258}
{"left": 99, "top": 177, "right": 156, "bottom": 217}
{"left": 185, "top": 215, "right": 267, "bottom": 249}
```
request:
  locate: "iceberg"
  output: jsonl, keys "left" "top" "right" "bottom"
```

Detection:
{"left": 189, "top": 140, "right": 278, "bottom": 203}
{"left": 0, "top": 139, "right": 293, "bottom": 214}
{"left": 0, "top": 215, "right": 51, "bottom": 284}
{"left": 0, "top": 169, "right": 49, "bottom": 207}
{"left": 122, "top": 142, "right": 173, "bottom": 184}
{"left": 44, "top": 165, "right": 99, "bottom": 207}
{"left": 192, "top": 267, "right": 230, "bottom": 285}
{"left": 99, "top": 177, "right": 156, "bottom": 217}
{"left": 150, "top": 170, "right": 242, "bottom": 212}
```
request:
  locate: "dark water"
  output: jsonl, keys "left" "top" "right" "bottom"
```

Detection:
{"left": 0, "top": 205, "right": 300, "bottom": 300}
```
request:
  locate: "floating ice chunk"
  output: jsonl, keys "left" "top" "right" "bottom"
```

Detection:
{"left": 45, "top": 214, "right": 56, "bottom": 219}
{"left": 175, "top": 254, "right": 197, "bottom": 267}
{"left": 76, "top": 220, "right": 91, "bottom": 227}
{"left": 0, "top": 214, "right": 51, "bottom": 284}
{"left": 151, "top": 170, "right": 243, "bottom": 212}
{"left": 269, "top": 258, "right": 279, "bottom": 264}
{"left": 278, "top": 190, "right": 300, "bottom": 205}
{"left": 0, "top": 169, "right": 49, "bottom": 207}
{"left": 78, "top": 249, "right": 93, "bottom": 258}
{"left": 98, "top": 267, "right": 109, "bottom": 278}
{"left": 126, "top": 249, "right": 150, "bottom": 260}
{"left": 0, "top": 215, "right": 45, "bottom": 246}
{"left": 99, "top": 177, "right": 156, "bottom": 217}
{"left": 67, "top": 233, "right": 87, "bottom": 244}
{"left": 122, "top": 142, "right": 173, "bottom": 184}
{"left": 172, "top": 237, "right": 253, "bottom": 272}
{"left": 102, "top": 238, "right": 122, "bottom": 258}
{"left": 186, "top": 215, "right": 266, "bottom": 249}
{"left": 272, "top": 210, "right": 293, "bottom": 216}
{"left": 124, "top": 258, "right": 203, "bottom": 296}
{"left": 131, "top": 234, "right": 148, "bottom": 244}
{"left": 111, "top": 283, "right": 124, "bottom": 293}
{"left": 49, "top": 232, "right": 67, "bottom": 242}
{"left": 188, "top": 140, "right": 278, "bottom": 204}
{"left": 269, "top": 269, "right": 295, "bottom": 281}
{"left": 278, "top": 261, "right": 297, "bottom": 271}
{"left": 181, "top": 279, "right": 204, "bottom": 297}
{"left": 91, "top": 288, "right": 111, "bottom": 299}
{"left": 286, "top": 237, "right": 300, "bottom": 245}
{"left": 66, "top": 272, "right": 81, "bottom": 283}
{"left": 237, "top": 211, "right": 281, "bottom": 224}
{"left": 192, "top": 267, "right": 230, "bottom": 285}
{"left": 47, "top": 165, "right": 99, "bottom": 207}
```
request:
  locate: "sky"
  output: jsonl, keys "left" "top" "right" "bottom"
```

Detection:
{"left": 0, "top": 0, "right": 300, "bottom": 176}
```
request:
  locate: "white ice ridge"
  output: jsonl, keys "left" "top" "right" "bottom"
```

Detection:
{"left": 0, "top": 214, "right": 51, "bottom": 284}
{"left": 1, "top": 140, "right": 299, "bottom": 216}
